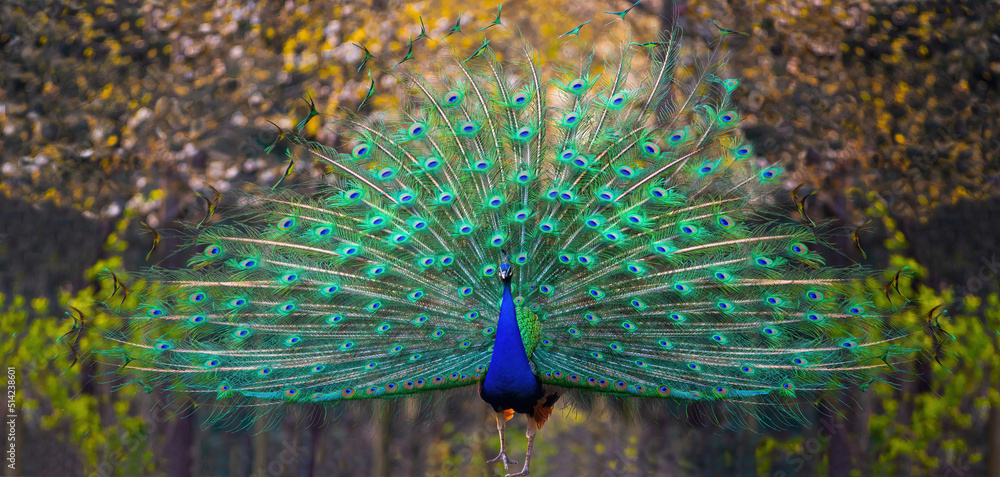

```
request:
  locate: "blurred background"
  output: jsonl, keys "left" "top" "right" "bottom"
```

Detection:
{"left": 1, "top": 0, "right": 998, "bottom": 475}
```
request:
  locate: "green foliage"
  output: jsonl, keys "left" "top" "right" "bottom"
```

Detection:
{"left": 1, "top": 252, "right": 155, "bottom": 475}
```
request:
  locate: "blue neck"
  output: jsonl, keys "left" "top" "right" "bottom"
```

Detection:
{"left": 482, "top": 282, "right": 538, "bottom": 400}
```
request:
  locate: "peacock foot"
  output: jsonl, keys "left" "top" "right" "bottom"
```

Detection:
{"left": 487, "top": 451, "right": 518, "bottom": 470}
{"left": 505, "top": 467, "right": 530, "bottom": 477}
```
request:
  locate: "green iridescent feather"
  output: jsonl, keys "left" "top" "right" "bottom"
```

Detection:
{"left": 84, "top": 15, "right": 922, "bottom": 433}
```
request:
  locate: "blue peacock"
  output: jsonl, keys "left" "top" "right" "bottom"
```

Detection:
{"left": 86, "top": 7, "right": 919, "bottom": 477}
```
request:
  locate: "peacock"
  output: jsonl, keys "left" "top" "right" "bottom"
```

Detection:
{"left": 82, "top": 7, "right": 921, "bottom": 477}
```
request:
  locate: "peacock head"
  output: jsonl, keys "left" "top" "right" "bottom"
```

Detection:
{"left": 498, "top": 249, "right": 513, "bottom": 283}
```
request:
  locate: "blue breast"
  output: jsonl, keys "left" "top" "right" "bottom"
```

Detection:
{"left": 480, "top": 283, "right": 542, "bottom": 412}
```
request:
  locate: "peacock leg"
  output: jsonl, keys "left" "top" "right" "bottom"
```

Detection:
{"left": 486, "top": 411, "right": 518, "bottom": 470}
{"left": 505, "top": 418, "right": 537, "bottom": 477}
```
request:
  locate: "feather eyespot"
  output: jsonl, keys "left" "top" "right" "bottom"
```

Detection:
{"left": 351, "top": 144, "right": 370, "bottom": 158}
{"left": 189, "top": 315, "right": 206, "bottom": 324}
{"left": 407, "top": 123, "right": 426, "bottom": 137}
{"left": 459, "top": 121, "right": 478, "bottom": 134}
{"left": 642, "top": 142, "right": 660, "bottom": 156}
{"left": 204, "top": 245, "right": 222, "bottom": 257}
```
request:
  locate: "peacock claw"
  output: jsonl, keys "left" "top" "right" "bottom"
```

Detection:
{"left": 505, "top": 469, "right": 529, "bottom": 477}
{"left": 487, "top": 451, "right": 518, "bottom": 470}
